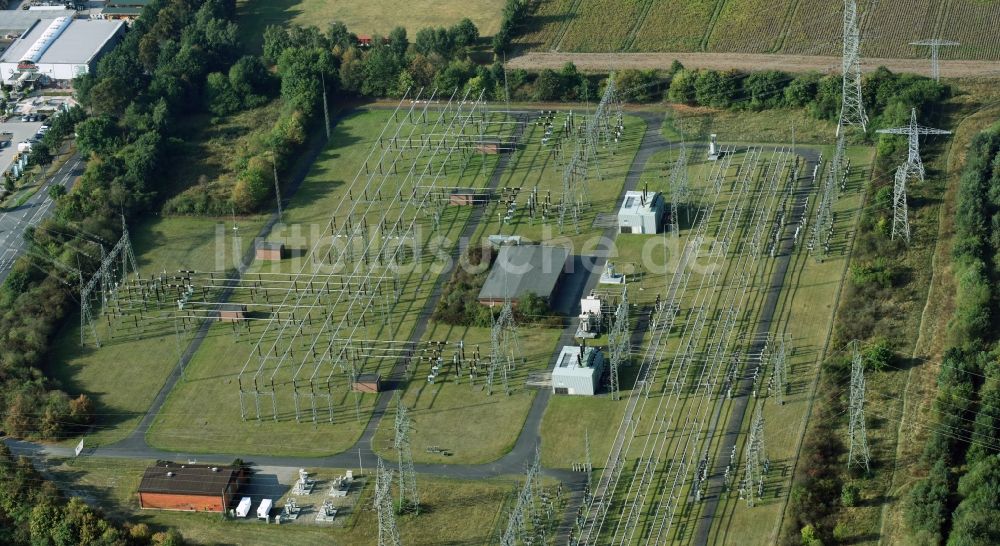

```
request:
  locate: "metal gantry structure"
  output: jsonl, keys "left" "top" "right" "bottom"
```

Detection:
{"left": 766, "top": 335, "right": 789, "bottom": 406}
{"left": 668, "top": 143, "right": 691, "bottom": 236}
{"left": 235, "top": 88, "right": 518, "bottom": 422}
{"left": 574, "top": 146, "right": 795, "bottom": 545}
{"left": 501, "top": 448, "right": 543, "bottom": 546}
{"left": 910, "top": 38, "right": 959, "bottom": 82}
{"left": 558, "top": 73, "right": 624, "bottom": 233}
{"left": 838, "top": 0, "right": 868, "bottom": 134}
{"left": 375, "top": 459, "right": 402, "bottom": 546}
{"left": 394, "top": 396, "right": 419, "bottom": 513}
{"left": 486, "top": 290, "right": 519, "bottom": 396}
{"left": 740, "top": 405, "right": 768, "bottom": 507}
{"left": 810, "top": 133, "right": 847, "bottom": 261}
{"left": 607, "top": 284, "right": 631, "bottom": 401}
{"left": 847, "top": 340, "right": 871, "bottom": 471}
{"left": 79, "top": 223, "right": 139, "bottom": 347}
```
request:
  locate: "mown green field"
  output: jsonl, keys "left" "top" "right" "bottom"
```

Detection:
{"left": 518, "top": 0, "right": 1000, "bottom": 59}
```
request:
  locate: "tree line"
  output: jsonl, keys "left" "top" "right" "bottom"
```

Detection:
{"left": 903, "top": 124, "right": 1000, "bottom": 545}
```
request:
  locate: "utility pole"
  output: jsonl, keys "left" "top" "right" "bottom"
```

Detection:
{"left": 910, "top": 39, "right": 959, "bottom": 82}
{"left": 847, "top": 340, "right": 871, "bottom": 471}
{"left": 320, "top": 71, "right": 331, "bottom": 140}
{"left": 375, "top": 459, "right": 401, "bottom": 546}
{"left": 271, "top": 147, "right": 283, "bottom": 223}
{"left": 838, "top": 0, "right": 868, "bottom": 134}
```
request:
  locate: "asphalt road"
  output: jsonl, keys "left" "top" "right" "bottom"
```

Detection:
{"left": 0, "top": 153, "right": 83, "bottom": 284}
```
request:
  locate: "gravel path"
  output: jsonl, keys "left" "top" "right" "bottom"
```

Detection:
{"left": 508, "top": 51, "right": 1000, "bottom": 78}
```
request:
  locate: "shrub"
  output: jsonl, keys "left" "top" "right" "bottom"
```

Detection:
{"left": 840, "top": 483, "right": 860, "bottom": 507}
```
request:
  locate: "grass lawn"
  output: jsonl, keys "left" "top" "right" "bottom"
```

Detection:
{"left": 372, "top": 322, "right": 563, "bottom": 465}
{"left": 237, "top": 0, "right": 502, "bottom": 52}
{"left": 146, "top": 107, "right": 517, "bottom": 456}
{"left": 46, "top": 214, "right": 268, "bottom": 449}
{"left": 664, "top": 105, "right": 842, "bottom": 145}
{"left": 46, "top": 456, "right": 511, "bottom": 546}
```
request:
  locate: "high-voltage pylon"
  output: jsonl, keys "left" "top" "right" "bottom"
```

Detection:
{"left": 890, "top": 166, "right": 911, "bottom": 243}
{"left": 486, "top": 283, "right": 519, "bottom": 396}
{"left": 875, "top": 108, "right": 952, "bottom": 185}
{"left": 500, "top": 448, "right": 541, "bottom": 546}
{"left": 847, "top": 340, "right": 871, "bottom": 471}
{"left": 79, "top": 222, "right": 139, "bottom": 347}
{"left": 810, "top": 133, "right": 845, "bottom": 261}
{"left": 607, "top": 285, "right": 630, "bottom": 401}
{"left": 910, "top": 39, "right": 959, "bottom": 82}
{"left": 558, "top": 73, "right": 624, "bottom": 233}
{"left": 394, "top": 396, "right": 419, "bottom": 513}
{"left": 375, "top": 459, "right": 401, "bottom": 546}
{"left": 767, "top": 336, "right": 788, "bottom": 406}
{"left": 668, "top": 144, "right": 691, "bottom": 236}
{"left": 740, "top": 405, "right": 768, "bottom": 507}
{"left": 838, "top": 0, "right": 868, "bottom": 134}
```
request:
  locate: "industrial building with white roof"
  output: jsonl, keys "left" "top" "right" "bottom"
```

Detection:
{"left": 0, "top": 16, "right": 124, "bottom": 83}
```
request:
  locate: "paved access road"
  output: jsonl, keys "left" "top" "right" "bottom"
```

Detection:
{"left": 0, "top": 153, "right": 83, "bottom": 284}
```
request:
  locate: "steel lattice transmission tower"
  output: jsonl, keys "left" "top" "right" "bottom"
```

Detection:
{"left": 500, "top": 448, "right": 541, "bottom": 546}
{"left": 768, "top": 336, "right": 788, "bottom": 406}
{"left": 607, "top": 285, "right": 630, "bottom": 400}
{"left": 910, "top": 39, "right": 959, "bottom": 82}
{"left": 740, "top": 405, "right": 768, "bottom": 507}
{"left": 890, "top": 166, "right": 911, "bottom": 243}
{"left": 838, "top": 0, "right": 868, "bottom": 134}
{"left": 876, "top": 108, "right": 952, "bottom": 185}
{"left": 847, "top": 340, "right": 871, "bottom": 471}
{"left": 668, "top": 144, "right": 690, "bottom": 236}
{"left": 375, "top": 459, "right": 402, "bottom": 546}
{"left": 810, "top": 134, "right": 845, "bottom": 261}
{"left": 486, "top": 286, "right": 519, "bottom": 396}
{"left": 394, "top": 396, "right": 419, "bottom": 513}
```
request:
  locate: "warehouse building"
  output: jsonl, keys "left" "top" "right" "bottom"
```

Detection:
{"left": 617, "top": 189, "right": 664, "bottom": 234}
{"left": 0, "top": 17, "right": 124, "bottom": 82}
{"left": 477, "top": 244, "right": 570, "bottom": 306}
{"left": 138, "top": 462, "right": 246, "bottom": 512}
{"left": 551, "top": 345, "right": 605, "bottom": 396}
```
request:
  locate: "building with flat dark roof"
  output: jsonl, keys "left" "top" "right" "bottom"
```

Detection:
{"left": 138, "top": 462, "right": 246, "bottom": 512}
{"left": 477, "top": 244, "right": 570, "bottom": 306}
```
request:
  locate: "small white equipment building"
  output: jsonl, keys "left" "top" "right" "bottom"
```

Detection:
{"left": 576, "top": 292, "right": 602, "bottom": 338}
{"left": 257, "top": 498, "right": 273, "bottom": 520}
{"left": 552, "top": 345, "right": 605, "bottom": 396}
{"left": 617, "top": 189, "right": 664, "bottom": 234}
{"left": 235, "top": 496, "right": 252, "bottom": 518}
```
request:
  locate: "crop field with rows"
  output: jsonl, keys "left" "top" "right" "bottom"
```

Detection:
{"left": 518, "top": 0, "right": 1000, "bottom": 60}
